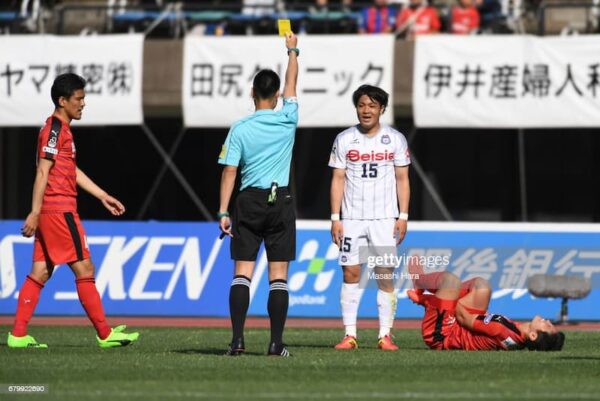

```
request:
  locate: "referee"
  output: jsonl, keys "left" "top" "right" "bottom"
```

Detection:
{"left": 217, "top": 33, "right": 299, "bottom": 357}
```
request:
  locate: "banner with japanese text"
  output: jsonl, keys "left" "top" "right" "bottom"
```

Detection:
{"left": 183, "top": 35, "right": 394, "bottom": 127}
{"left": 413, "top": 35, "right": 600, "bottom": 128}
{"left": 0, "top": 34, "right": 144, "bottom": 127}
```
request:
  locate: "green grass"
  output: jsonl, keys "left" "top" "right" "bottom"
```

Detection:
{"left": 1, "top": 326, "right": 600, "bottom": 401}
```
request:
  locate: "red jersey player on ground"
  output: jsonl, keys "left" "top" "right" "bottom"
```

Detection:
{"left": 450, "top": 0, "right": 480, "bottom": 34}
{"left": 7, "top": 73, "right": 140, "bottom": 349}
{"left": 408, "top": 267, "right": 565, "bottom": 351}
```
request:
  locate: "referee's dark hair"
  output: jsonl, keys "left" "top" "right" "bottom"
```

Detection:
{"left": 352, "top": 84, "right": 389, "bottom": 111}
{"left": 51, "top": 73, "right": 86, "bottom": 107}
{"left": 253, "top": 69, "right": 280, "bottom": 100}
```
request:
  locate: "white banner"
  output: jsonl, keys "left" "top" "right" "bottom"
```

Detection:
{"left": 183, "top": 35, "right": 394, "bottom": 128}
{"left": 413, "top": 35, "right": 600, "bottom": 128}
{"left": 0, "top": 34, "right": 144, "bottom": 127}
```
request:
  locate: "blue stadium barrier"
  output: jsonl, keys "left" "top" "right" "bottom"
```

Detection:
{"left": 0, "top": 220, "right": 599, "bottom": 320}
{"left": 0, "top": 12, "right": 18, "bottom": 20}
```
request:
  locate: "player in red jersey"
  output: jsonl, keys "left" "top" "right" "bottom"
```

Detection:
{"left": 408, "top": 268, "right": 564, "bottom": 351}
{"left": 7, "top": 73, "right": 139, "bottom": 349}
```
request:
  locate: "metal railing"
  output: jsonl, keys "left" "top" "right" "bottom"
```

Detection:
{"left": 54, "top": 1, "right": 370, "bottom": 36}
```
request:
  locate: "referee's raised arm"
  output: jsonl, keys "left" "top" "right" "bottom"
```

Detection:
{"left": 283, "top": 32, "right": 298, "bottom": 98}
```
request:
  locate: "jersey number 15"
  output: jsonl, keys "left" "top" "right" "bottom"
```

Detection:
{"left": 361, "top": 163, "right": 378, "bottom": 178}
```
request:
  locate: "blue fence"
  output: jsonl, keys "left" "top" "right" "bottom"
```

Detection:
{"left": 1, "top": 220, "right": 599, "bottom": 320}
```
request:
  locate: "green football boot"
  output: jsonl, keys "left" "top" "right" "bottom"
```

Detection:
{"left": 97, "top": 325, "right": 139, "bottom": 348}
{"left": 7, "top": 332, "right": 48, "bottom": 348}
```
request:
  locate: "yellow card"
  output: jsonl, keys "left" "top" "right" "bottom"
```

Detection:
{"left": 278, "top": 19, "right": 292, "bottom": 36}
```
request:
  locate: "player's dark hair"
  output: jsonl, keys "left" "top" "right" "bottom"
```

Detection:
{"left": 524, "top": 331, "right": 565, "bottom": 351}
{"left": 51, "top": 73, "right": 86, "bottom": 108}
{"left": 253, "top": 69, "right": 280, "bottom": 100}
{"left": 352, "top": 84, "right": 389, "bottom": 111}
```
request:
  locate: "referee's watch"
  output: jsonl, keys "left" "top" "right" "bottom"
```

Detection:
{"left": 217, "top": 211, "right": 229, "bottom": 219}
{"left": 287, "top": 47, "right": 300, "bottom": 56}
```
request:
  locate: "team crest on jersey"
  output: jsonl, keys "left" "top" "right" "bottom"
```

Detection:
{"left": 381, "top": 134, "right": 391, "bottom": 145}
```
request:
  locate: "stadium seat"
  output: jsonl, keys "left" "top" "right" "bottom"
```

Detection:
{"left": 528, "top": 274, "right": 592, "bottom": 325}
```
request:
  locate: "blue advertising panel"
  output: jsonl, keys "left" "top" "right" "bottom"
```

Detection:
{"left": 0, "top": 221, "right": 232, "bottom": 317}
{"left": 1, "top": 220, "right": 599, "bottom": 320}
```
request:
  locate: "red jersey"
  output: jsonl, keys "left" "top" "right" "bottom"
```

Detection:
{"left": 421, "top": 296, "right": 525, "bottom": 351}
{"left": 37, "top": 115, "right": 77, "bottom": 212}
{"left": 396, "top": 6, "right": 440, "bottom": 36}
{"left": 451, "top": 6, "right": 480, "bottom": 34}
{"left": 446, "top": 314, "right": 525, "bottom": 351}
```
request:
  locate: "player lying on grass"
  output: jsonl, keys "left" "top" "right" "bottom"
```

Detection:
{"left": 407, "top": 269, "right": 565, "bottom": 351}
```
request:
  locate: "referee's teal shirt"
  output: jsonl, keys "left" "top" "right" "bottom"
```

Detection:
{"left": 218, "top": 97, "right": 298, "bottom": 190}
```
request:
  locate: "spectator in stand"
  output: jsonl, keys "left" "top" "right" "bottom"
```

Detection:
{"left": 359, "top": 0, "right": 396, "bottom": 34}
{"left": 395, "top": 0, "right": 440, "bottom": 39}
{"left": 309, "top": 0, "right": 329, "bottom": 14}
{"left": 341, "top": 0, "right": 353, "bottom": 12}
{"left": 450, "top": 0, "right": 480, "bottom": 34}
{"left": 242, "top": 0, "right": 279, "bottom": 17}
{"left": 475, "top": 0, "right": 503, "bottom": 31}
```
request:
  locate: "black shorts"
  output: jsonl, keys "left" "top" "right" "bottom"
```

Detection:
{"left": 231, "top": 187, "right": 296, "bottom": 262}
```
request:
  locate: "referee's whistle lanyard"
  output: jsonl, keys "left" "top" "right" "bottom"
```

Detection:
{"left": 267, "top": 181, "right": 278, "bottom": 205}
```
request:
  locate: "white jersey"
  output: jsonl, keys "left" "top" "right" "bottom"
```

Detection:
{"left": 329, "top": 124, "right": 410, "bottom": 220}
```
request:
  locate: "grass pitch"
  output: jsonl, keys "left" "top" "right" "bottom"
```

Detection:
{"left": 1, "top": 326, "right": 599, "bottom": 401}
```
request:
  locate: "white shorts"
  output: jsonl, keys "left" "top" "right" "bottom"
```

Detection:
{"left": 338, "top": 219, "right": 397, "bottom": 267}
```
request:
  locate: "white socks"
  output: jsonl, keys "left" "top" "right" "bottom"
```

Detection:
{"left": 377, "top": 289, "right": 398, "bottom": 338}
{"left": 340, "top": 282, "right": 364, "bottom": 338}
{"left": 341, "top": 284, "right": 397, "bottom": 339}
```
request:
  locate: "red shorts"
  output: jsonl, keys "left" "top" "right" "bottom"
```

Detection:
{"left": 422, "top": 295, "right": 499, "bottom": 351}
{"left": 33, "top": 212, "right": 90, "bottom": 265}
{"left": 421, "top": 296, "right": 461, "bottom": 350}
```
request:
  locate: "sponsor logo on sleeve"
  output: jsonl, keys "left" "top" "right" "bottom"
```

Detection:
{"left": 502, "top": 337, "right": 519, "bottom": 349}
{"left": 219, "top": 145, "right": 226, "bottom": 159}
{"left": 42, "top": 146, "right": 58, "bottom": 155}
